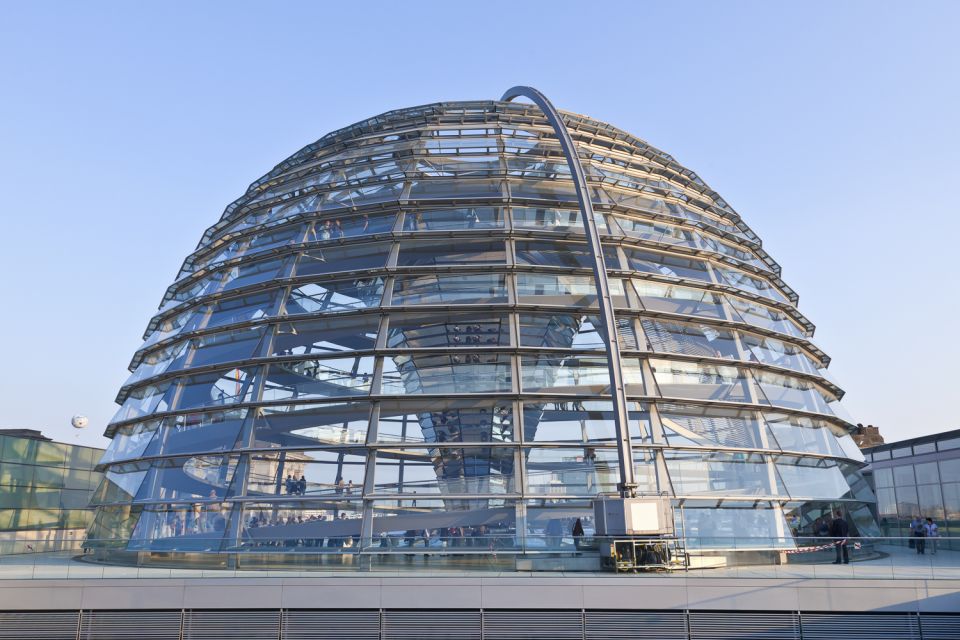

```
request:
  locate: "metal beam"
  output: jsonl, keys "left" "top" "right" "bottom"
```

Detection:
{"left": 500, "top": 86, "right": 637, "bottom": 497}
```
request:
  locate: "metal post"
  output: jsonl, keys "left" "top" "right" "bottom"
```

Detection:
{"left": 500, "top": 86, "right": 637, "bottom": 497}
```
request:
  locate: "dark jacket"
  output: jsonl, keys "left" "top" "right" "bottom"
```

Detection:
{"left": 829, "top": 517, "right": 849, "bottom": 537}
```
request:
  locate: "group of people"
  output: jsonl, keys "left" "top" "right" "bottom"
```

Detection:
{"left": 283, "top": 474, "right": 357, "bottom": 496}
{"left": 909, "top": 516, "right": 940, "bottom": 555}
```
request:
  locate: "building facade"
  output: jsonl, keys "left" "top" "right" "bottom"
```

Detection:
{"left": 864, "top": 428, "right": 960, "bottom": 550}
{"left": 87, "top": 89, "right": 875, "bottom": 568}
{"left": 0, "top": 430, "right": 103, "bottom": 554}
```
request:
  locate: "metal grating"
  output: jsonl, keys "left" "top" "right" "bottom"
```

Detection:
{"left": 282, "top": 610, "right": 381, "bottom": 640}
{"left": 800, "top": 613, "right": 922, "bottom": 640}
{"left": 916, "top": 614, "right": 960, "bottom": 640}
{"left": 79, "top": 610, "right": 182, "bottom": 640}
{"left": 0, "top": 611, "right": 79, "bottom": 640}
{"left": 383, "top": 610, "right": 481, "bottom": 639}
{"left": 688, "top": 611, "right": 799, "bottom": 639}
{"left": 585, "top": 610, "right": 687, "bottom": 639}
{"left": 183, "top": 610, "right": 280, "bottom": 640}
{"left": 482, "top": 610, "right": 584, "bottom": 640}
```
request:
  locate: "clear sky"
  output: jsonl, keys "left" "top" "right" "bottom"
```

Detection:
{"left": 1, "top": 0, "right": 957, "bottom": 449}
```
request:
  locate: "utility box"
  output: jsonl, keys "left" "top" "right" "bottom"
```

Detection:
{"left": 593, "top": 497, "right": 674, "bottom": 536}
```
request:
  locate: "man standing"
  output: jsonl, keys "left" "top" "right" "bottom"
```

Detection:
{"left": 830, "top": 509, "right": 850, "bottom": 565}
{"left": 924, "top": 518, "right": 939, "bottom": 555}
{"left": 910, "top": 516, "right": 926, "bottom": 555}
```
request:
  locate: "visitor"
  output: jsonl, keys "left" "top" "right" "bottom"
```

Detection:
{"left": 829, "top": 509, "right": 849, "bottom": 565}
{"left": 298, "top": 475, "right": 307, "bottom": 495}
{"left": 572, "top": 517, "right": 585, "bottom": 549}
{"left": 924, "top": 517, "right": 939, "bottom": 555}
{"left": 910, "top": 516, "right": 926, "bottom": 554}
{"left": 285, "top": 474, "right": 294, "bottom": 495}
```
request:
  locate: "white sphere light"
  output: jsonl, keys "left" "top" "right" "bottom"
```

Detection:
{"left": 71, "top": 415, "right": 89, "bottom": 430}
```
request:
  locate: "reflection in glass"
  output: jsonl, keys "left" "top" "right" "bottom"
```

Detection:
{"left": 381, "top": 355, "right": 512, "bottom": 395}
{"left": 392, "top": 274, "right": 507, "bottom": 305}
{"left": 376, "top": 399, "right": 514, "bottom": 444}
{"left": 650, "top": 359, "right": 751, "bottom": 403}
{"left": 261, "top": 357, "right": 374, "bottom": 400}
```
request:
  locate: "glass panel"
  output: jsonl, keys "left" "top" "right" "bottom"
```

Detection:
{"left": 763, "top": 412, "right": 847, "bottom": 457}
{"left": 519, "top": 313, "right": 636, "bottom": 350}
{"left": 895, "top": 485, "right": 920, "bottom": 521}
{"left": 715, "top": 267, "right": 787, "bottom": 303}
{"left": 85, "top": 504, "right": 142, "bottom": 545}
{"left": 175, "top": 367, "right": 257, "bottom": 410}
{"left": 775, "top": 457, "right": 851, "bottom": 499}
{"left": 129, "top": 503, "right": 231, "bottom": 551}
{"left": 253, "top": 402, "right": 370, "bottom": 448}
{"left": 666, "top": 452, "right": 779, "bottom": 497}
{"left": 220, "top": 257, "right": 286, "bottom": 293}
{"left": 915, "top": 461, "right": 940, "bottom": 485}
{"left": 205, "top": 290, "right": 277, "bottom": 330}
{"left": 741, "top": 333, "right": 820, "bottom": 375}
{"left": 188, "top": 326, "right": 266, "bottom": 368}
{"left": 247, "top": 449, "right": 366, "bottom": 498}
{"left": 142, "top": 409, "right": 247, "bottom": 457}
{"left": 725, "top": 295, "right": 805, "bottom": 338}
{"left": 367, "top": 498, "right": 517, "bottom": 551}
{"left": 659, "top": 403, "right": 768, "bottom": 450}
{"left": 100, "top": 419, "right": 162, "bottom": 465}
{"left": 387, "top": 312, "right": 509, "bottom": 349}
{"left": 271, "top": 315, "right": 379, "bottom": 355}
{"left": 126, "top": 340, "right": 191, "bottom": 387}
{"left": 893, "top": 464, "right": 916, "bottom": 486}
{"left": 372, "top": 447, "right": 517, "bottom": 495}
{"left": 380, "top": 355, "right": 512, "bottom": 394}
{"left": 513, "top": 207, "right": 603, "bottom": 232}
{"left": 308, "top": 212, "right": 396, "bottom": 240}
{"left": 525, "top": 498, "right": 594, "bottom": 550}
{"left": 261, "top": 357, "right": 375, "bottom": 400}
{"left": 515, "top": 241, "right": 594, "bottom": 269}
{"left": 642, "top": 319, "right": 739, "bottom": 359}
{"left": 873, "top": 467, "right": 894, "bottom": 488}
{"left": 649, "top": 358, "right": 751, "bottom": 403}
{"left": 296, "top": 242, "right": 391, "bottom": 276}
{"left": 392, "top": 273, "right": 507, "bottom": 305}
{"left": 403, "top": 207, "right": 503, "bottom": 230}
{"left": 612, "top": 215, "right": 699, "bottom": 249}
{"left": 524, "top": 447, "right": 622, "bottom": 495}
{"left": 509, "top": 178, "right": 577, "bottom": 201}
{"left": 681, "top": 506, "right": 789, "bottom": 549}
{"left": 623, "top": 248, "right": 710, "bottom": 282}
{"left": 408, "top": 178, "right": 502, "bottom": 200}
{"left": 940, "top": 458, "right": 960, "bottom": 479}
{"left": 376, "top": 399, "right": 515, "bottom": 444}
{"left": 239, "top": 499, "right": 363, "bottom": 551}
{"left": 396, "top": 239, "right": 505, "bottom": 266}
{"left": 111, "top": 379, "right": 177, "bottom": 424}
{"left": 91, "top": 465, "right": 148, "bottom": 505}
{"left": 918, "top": 484, "right": 944, "bottom": 520}
{"left": 753, "top": 370, "right": 837, "bottom": 416}
{"left": 245, "top": 224, "right": 305, "bottom": 256}
{"left": 634, "top": 281, "right": 726, "bottom": 319}
{"left": 285, "top": 278, "right": 384, "bottom": 315}
{"left": 516, "top": 274, "right": 597, "bottom": 307}
{"left": 523, "top": 400, "right": 650, "bottom": 444}
{"left": 520, "top": 355, "right": 644, "bottom": 394}
{"left": 134, "top": 455, "right": 238, "bottom": 502}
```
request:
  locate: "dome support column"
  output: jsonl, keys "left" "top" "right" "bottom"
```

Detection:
{"left": 501, "top": 86, "right": 637, "bottom": 498}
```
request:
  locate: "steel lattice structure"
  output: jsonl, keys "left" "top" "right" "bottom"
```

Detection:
{"left": 87, "top": 89, "right": 877, "bottom": 568}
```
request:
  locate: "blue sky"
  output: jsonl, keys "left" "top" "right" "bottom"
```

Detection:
{"left": 0, "top": 1, "right": 957, "bottom": 448}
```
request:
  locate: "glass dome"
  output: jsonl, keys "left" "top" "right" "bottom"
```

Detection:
{"left": 87, "top": 94, "right": 876, "bottom": 569}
